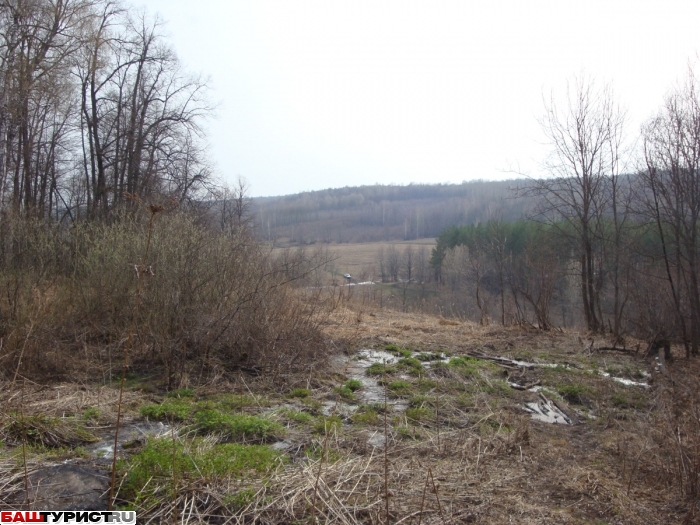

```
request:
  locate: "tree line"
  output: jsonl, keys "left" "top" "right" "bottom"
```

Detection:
{"left": 0, "top": 0, "right": 212, "bottom": 221}
{"left": 252, "top": 180, "right": 535, "bottom": 244}
{"left": 0, "top": 2, "right": 329, "bottom": 383}
{"left": 429, "top": 72, "right": 700, "bottom": 354}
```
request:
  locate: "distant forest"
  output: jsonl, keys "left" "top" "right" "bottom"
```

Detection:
{"left": 251, "top": 180, "right": 536, "bottom": 243}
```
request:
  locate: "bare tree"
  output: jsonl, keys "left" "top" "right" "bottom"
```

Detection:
{"left": 219, "top": 176, "right": 253, "bottom": 235}
{"left": 402, "top": 244, "right": 414, "bottom": 282}
{"left": 415, "top": 246, "right": 428, "bottom": 284}
{"left": 376, "top": 246, "right": 387, "bottom": 283}
{"left": 386, "top": 244, "right": 400, "bottom": 282}
{"left": 528, "top": 76, "right": 626, "bottom": 332}
{"left": 638, "top": 67, "right": 700, "bottom": 355}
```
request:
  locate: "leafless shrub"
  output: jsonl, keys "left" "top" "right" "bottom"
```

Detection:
{"left": 0, "top": 207, "right": 329, "bottom": 383}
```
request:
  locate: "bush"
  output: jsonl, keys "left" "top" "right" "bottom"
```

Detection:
{"left": 0, "top": 209, "right": 328, "bottom": 381}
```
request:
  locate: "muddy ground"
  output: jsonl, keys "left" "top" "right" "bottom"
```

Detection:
{"left": 1, "top": 306, "right": 697, "bottom": 524}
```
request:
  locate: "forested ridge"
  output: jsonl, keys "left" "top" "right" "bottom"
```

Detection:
{"left": 251, "top": 180, "right": 536, "bottom": 244}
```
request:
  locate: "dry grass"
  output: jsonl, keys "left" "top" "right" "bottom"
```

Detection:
{"left": 272, "top": 239, "right": 436, "bottom": 282}
{"left": 1, "top": 304, "right": 698, "bottom": 523}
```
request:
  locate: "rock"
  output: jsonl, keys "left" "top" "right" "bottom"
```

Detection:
{"left": 20, "top": 464, "right": 109, "bottom": 511}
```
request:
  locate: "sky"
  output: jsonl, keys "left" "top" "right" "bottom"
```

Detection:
{"left": 139, "top": 0, "right": 700, "bottom": 197}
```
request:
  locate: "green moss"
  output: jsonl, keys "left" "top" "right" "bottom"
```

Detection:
{"left": 409, "top": 395, "right": 427, "bottom": 407}
{"left": 300, "top": 397, "right": 323, "bottom": 414}
{"left": 280, "top": 409, "right": 313, "bottom": 424}
{"left": 193, "top": 410, "right": 283, "bottom": 441}
{"left": 344, "top": 379, "right": 363, "bottom": 391}
{"left": 398, "top": 357, "right": 424, "bottom": 373}
{"left": 611, "top": 392, "right": 646, "bottom": 409}
{"left": 384, "top": 344, "right": 412, "bottom": 358}
{"left": 222, "top": 488, "right": 258, "bottom": 510}
{"left": 388, "top": 380, "right": 413, "bottom": 395}
{"left": 482, "top": 380, "right": 514, "bottom": 397}
{"left": 287, "top": 388, "right": 311, "bottom": 399}
{"left": 416, "top": 378, "right": 439, "bottom": 392}
{"left": 140, "top": 399, "right": 192, "bottom": 421}
{"left": 366, "top": 363, "right": 396, "bottom": 376}
{"left": 214, "top": 394, "right": 262, "bottom": 410}
{"left": 314, "top": 415, "right": 343, "bottom": 435}
{"left": 165, "top": 388, "right": 195, "bottom": 399}
{"left": 3, "top": 413, "right": 99, "bottom": 448}
{"left": 334, "top": 385, "right": 356, "bottom": 401}
{"left": 447, "top": 357, "right": 481, "bottom": 377}
{"left": 557, "top": 384, "right": 587, "bottom": 404}
{"left": 415, "top": 352, "right": 442, "bottom": 361}
{"left": 397, "top": 425, "right": 423, "bottom": 440}
{"left": 455, "top": 393, "right": 474, "bottom": 408}
{"left": 352, "top": 408, "right": 380, "bottom": 426}
{"left": 405, "top": 407, "right": 430, "bottom": 422}
{"left": 81, "top": 407, "right": 100, "bottom": 422}
{"left": 119, "top": 438, "right": 281, "bottom": 507}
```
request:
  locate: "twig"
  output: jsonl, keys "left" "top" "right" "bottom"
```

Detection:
{"left": 428, "top": 468, "right": 446, "bottom": 524}
{"left": 311, "top": 423, "right": 330, "bottom": 523}
{"left": 20, "top": 382, "right": 30, "bottom": 511}
{"left": 416, "top": 468, "right": 430, "bottom": 525}
{"left": 384, "top": 358, "right": 390, "bottom": 525}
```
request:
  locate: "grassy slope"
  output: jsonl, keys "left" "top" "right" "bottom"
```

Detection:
{"left": 0, "top": 306, "right": 695, "bottom": 523}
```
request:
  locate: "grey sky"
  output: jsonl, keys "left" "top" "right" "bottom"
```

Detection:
{"left": 140, "top": 0, "right": 700, "bottom": 197}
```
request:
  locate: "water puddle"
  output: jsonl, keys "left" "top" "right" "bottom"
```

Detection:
{"left": 88, "top": 421, "right": 170, "bottom": 461}
{"left": 339, "top": 347, "right": 647, "bottom": 426}
{"left": 341, "top": 350, "right": 409, "bottom": 411}
{"left": 367, "top": 431, "right": 386, "bottom": 448}
{"left": 271, "top": 440, "right": 295, "bottom": 451}
{"left": 15, "top": 464, "right": 109, "bottom": 511}
{"left": 523, "top": 395, "right": 573, "bottom": 425}
{"left": 321, "top": 401, "right": 359, "bottom": 417}
{"left": 599, "top": 372, "right": 648, "bottom": 388}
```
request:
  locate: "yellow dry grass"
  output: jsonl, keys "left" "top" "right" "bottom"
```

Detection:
{"left": 1, "top": 305, "right": 697, "bottom": 523}
{"left": 273, "top": 239, "right": 436, "bottom": 281}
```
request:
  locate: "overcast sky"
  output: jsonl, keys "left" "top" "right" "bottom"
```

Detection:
{"left": 139, "top": 0, "right": 700, "bottom": 197}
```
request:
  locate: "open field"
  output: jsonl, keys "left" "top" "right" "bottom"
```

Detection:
{"left": 1, "top": 305, "right": 697, "bottom": 523}
{"left": 273, "top": 239, "right": 436, "bottom": 282}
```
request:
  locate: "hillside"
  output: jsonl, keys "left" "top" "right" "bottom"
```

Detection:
{"left": 2, "top": 307, "right": 694, "bottom": 523}
{"left": 251, "top": 180, "right": 535, "bottom": 244}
